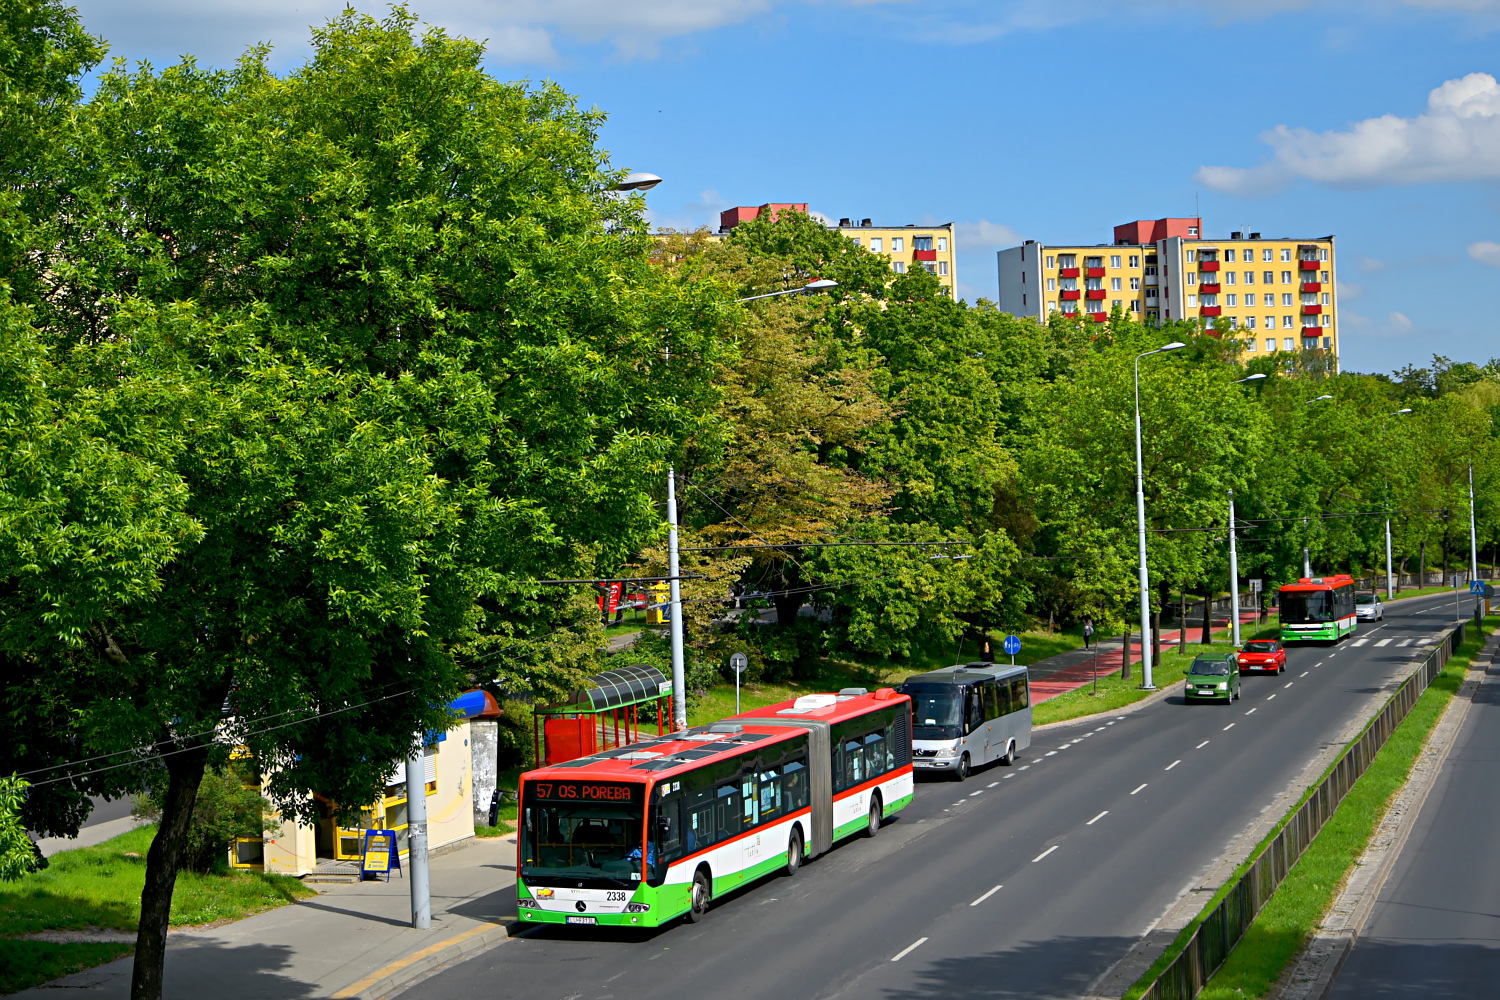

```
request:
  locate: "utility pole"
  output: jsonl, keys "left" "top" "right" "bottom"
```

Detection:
{"left": 406, "top": 741, "right": 431, "bottom": 929}
{"left": 1228, "top": 490, "right": 1242, "bottom": 647}
{"left": 666, "top": 467, "right": 687, "bottom": 732}
{"left": 1470, "top": 463, "right": 1480, "bottom": 584}
{"left": 1302, "top": 516, "right": 1312, "bottom": 579}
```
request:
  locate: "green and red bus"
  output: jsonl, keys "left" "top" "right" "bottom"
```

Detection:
{"left": 1278, "top": 574, "right": 1357, "bottom": 642}
{"left": 516, "top": 687, "right": 913, "bottom": 928}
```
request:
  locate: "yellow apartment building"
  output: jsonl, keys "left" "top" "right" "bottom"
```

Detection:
{"left": 996, "top": 218, "right": 1339, "bottom": 361}
{"left": 716, "top": 204, "right": 957, "bottom": 294}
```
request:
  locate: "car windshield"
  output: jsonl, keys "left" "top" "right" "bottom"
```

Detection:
{"left": 521, "top": 783, "right": 643, "bottom": 884}
{"left": 1243, "top": 641, "right": 1276, "bottom": 653}
{"left": 1355, "top": 594, "right": 1376, "bottom": 605}
{"left": 1190, "top": 658, "right": 1230, "bottom": 676}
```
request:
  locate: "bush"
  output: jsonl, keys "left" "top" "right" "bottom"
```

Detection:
{"left": 133, "top": 762, "right": 271, "bottom": 873}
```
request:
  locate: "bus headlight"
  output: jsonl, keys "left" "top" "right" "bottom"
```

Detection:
{"left": 625, "top": 902, "right": 651, "bottom": 913}
{"left": 934, "top": 748, "right": 958, "bottom": 758}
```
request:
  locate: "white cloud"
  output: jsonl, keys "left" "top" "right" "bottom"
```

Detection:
{"left": 1468, "top": 240, "right": 1500, "bottom": 265}
{"left": 955, "top": 219, "right": 1024, "bottom": 249}
{"left": 1336, "top": 280, "right": 1365, "bottom": 300}
{"left": 1342, "top": 308, "right": 1419, "bottom": 339}
{"left": 1198, "top": 72, "right": 1500, "bottom": 194}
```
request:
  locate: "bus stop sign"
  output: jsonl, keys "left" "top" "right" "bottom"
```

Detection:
{"left": 1002, "top": 635, "right": 1022, "bottom": 656}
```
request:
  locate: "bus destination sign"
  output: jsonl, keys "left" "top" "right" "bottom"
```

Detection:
{"left": 529, "top": 781, "right": 641, "bottom": 804}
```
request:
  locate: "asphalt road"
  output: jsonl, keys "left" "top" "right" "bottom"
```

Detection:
{"left": 1325, "top": 624, "right": 1499, "bottom": 1000}
{"left": 422, "top": 593, "right": 1472, "bottom": 1000}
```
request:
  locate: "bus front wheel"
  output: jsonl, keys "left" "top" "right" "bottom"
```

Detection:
{"left": 785, "top": 828, "right": 803, "bottom": 877}
{"left": 952, "top": 752, "right": 971, "bottom": 782}
{"left": 686, "top": 869, "right": 711, "bottom": 923}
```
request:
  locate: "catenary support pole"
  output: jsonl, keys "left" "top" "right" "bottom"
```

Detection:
{"left": 1385, "top": 517, "right": 1395, "bottom": 601}
{"left": 1228, "top": 490, "right": 1242, "bottom": 647}
{"left": 666, "top": 466, "right": 687, "bottom": 732}
{"left": 1470, "top": 464, "right": 1480, "bottom": 585}
{"left": 406, "top": 742, "right": 431, "bottom": 929}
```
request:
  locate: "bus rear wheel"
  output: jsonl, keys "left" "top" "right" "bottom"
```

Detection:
{"left": 1000, "top": 742, "right": 1016, "bottom": 766}
{"left": 866, "top": 795, "right": 883, "bottom": 838}
{"left": 686, "top": 869, "right": 711, "bottom": 923}
{"left": 785, "top": 828, "right": 803, "bottom": 877}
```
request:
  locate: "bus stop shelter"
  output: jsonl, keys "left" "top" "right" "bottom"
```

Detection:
{"left": 533, "top": 664, "right": 674, "bottom": 766}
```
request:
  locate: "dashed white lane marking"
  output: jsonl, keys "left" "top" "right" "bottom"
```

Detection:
{"left": 1096, "top": 727, "right": 1107, "bottom": 732}
{"left": 1131, "top": 783, "right": 1148, "bottom": 795}
{"left": 1375, "top": 638, "right": 1392, "bottom": 647}
{"left": 988, "top": 781, "right": 1000, "bottom": 788}
{"left": 1195, "top": 740, "right": 1210, "bottom": 749}
{"left": 1300, "top": 671, "right": 1309, "bottom": 677}
{"left": 969, "top": 885, "right": 1002, "bottom": 907}
{"left": 1223, "top": 723, "right": 1236, "bottom": 731}
{"left": 1019, "top": 765, "right": 1031, "bottom": 770}
{"left": 1284, "top": 681, "right": 1294, "bottom": 688}
{"left": 1032, "top": 846, "right": 1059, "bottom": 862}
{"left": 1165, "top": 760, "right": 1181, "bottom": 771}
{"left": 1246, "top": 708, "right": 1258, "bottom": 715}
{"left": 1004, "top": 774, "right": 1015, "bottom": 779}
{"left": 1086, "top": 810, "right": 1109, "bottom": 826}
{"left": 1397, "top": 638, "right": 1413, "bottom": 647}
{"left": 1045, "top": 751, "right": 1058, "bottom": 757}
{"left": 891, "top": 938, "right": 928, "bottom": 962}
{"left": 969, "top": 790, "right": 983, "bottom": 797}
{"left": 1267, "top": 694, "right": 1277, "bottom": 701}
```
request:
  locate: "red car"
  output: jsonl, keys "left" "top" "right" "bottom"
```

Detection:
{"left": 1237, "top": 639, "right": 1286, "bottom": 674}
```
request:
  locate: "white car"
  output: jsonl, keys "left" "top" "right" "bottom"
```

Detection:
{"left": 1355, "top": 592, "right": 1384, "bottom": 621}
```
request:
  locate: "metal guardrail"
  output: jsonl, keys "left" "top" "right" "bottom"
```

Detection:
{"left": 1138, "top": 620, "right": 1468, "bottom": 1000}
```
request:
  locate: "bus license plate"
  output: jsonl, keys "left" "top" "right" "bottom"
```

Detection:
{"left": 567, "top": 916, "right": 597, "bottom": 925}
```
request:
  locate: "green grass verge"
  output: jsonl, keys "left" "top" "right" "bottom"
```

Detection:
{"left": 1124, "top": 615, "right": 1490, "bottom": 1000}
{"left": 0, "top": 824, "right": 315, "bottom": 994}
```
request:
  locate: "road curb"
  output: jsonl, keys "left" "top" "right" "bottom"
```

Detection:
{"left": 331, "top": 919, "right": 519, "bottom": 1000}
{"left": 1034, "top": 677, "right": 1187, "bottom": 733}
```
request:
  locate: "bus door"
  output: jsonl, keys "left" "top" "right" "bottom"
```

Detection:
{"left": 963, "top": 683, "right": 985, "bottom": 759}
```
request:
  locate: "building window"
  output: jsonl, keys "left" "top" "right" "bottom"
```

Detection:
{"left": 1323, "top": 336, "right": 1332, "bottom": 348}
{"left": 1060, "top": 277, "right": 1077, "bottom": 290}
{"left": 1111, "top": 255, "right": 1122, "bottom": 268}
{"left": 1131, "top": 300, "right": 1141, "bottom": 312}
{"left": 1129, "top": 255, "right": 1140, "bottom": 267}
{"left": 1047, "top": 278, "right": 1056, "bottom": 291}
{"left": 1187, "top": 250, "right": 1197, "bottom": 263}
{"left": 1262, "top": 271, "right": 1274, "bottom": 284}
{"left": 1319, "top": 249, "right": 1329, "bottom": 261}
{"left": 1188, "top": 226, "right": 1199, "bottom": 236}
{"left": 1259, "top": 249, "right": 1269, "bottom": 262}
{"left": 1226, "top": 294, "right": 1237, "bottom": 306}
{"left": 1146, "top": 288, "right": 1158, "bottom": 300}
{"left": 1281, "top": 271, "right": 1292, "bottom": 284}
{"left": 922, "top": 262, "right": 937, "bottom": 273}
{"left": 892, "top": 261, "right": 905, "bottom": 273}
{"left": 870, "top": 238, "right": 883, "bottom": 252}
{"left": 1243, "top": 271, "right": 1254, "bottom": 284}
{"left": 913, "top": 236, "right": 933, "bottom": 251}
{"left": 1245, "top": 335, "right": 1256, "bottom": 350}
{"left": 1112, "top": 299, "right": 1122, "bottom": 309}
{"left": 1061, "top": 300, "right": 1077, "bottom": 314}
{"left": 1282, "top": 315, "right": 1293, "bottom": 328}
{"left": 1228, "top": 316, "right": 1239, "bottom": 328}
{"left": 1111, "top": 277, "right": 1122, "bottom": 291}
{"left": 1130, "top": 277, "right": 1141, "bottom": 290}
{"left": 1085, "top": 255, "right": 1103, "bottom": 268}
{"left": 1188, "top": 294, "right": 1198, "bottom": 306}
{"left": 849, "top": 237, "right": 860, "bottom": 246}
{"left": 1246, "top": 316, "right": 1257, "bottom": 329}
{"left": 1320, "top": 270, "right": 1329, "bottom": 283}
{"left": 1321, "top": 314, "right": 1331, "bottom": 327}
{"left": 1321, "top": 292, "right": 1330, "bottom": 305}
{"left": 1045, "top": 255, "right": 1055, "bottom": 268}
{"left": 939, "top": 261, "right": 948, "bottom": 275}
{"left": 892, "top": 237, "right": 904, "bottom": 252}
{"left": 1200, "top": 294, "right": 1218, "bottom": 306}
{"left": 1187, "top": 272, "right": 1197, "bottom": 285}
{"left": 1226, "top": 249, "right": 1237, "bottom": 262}
{"left": 1280, "top": 248, "right": 1291, "bottom": 261}
{"left": 1265, "top": 316, "right": 1275, "bottom": 330}
{"left": 937, "top": 237, "right": 948, "bottom": 251}
{"left": 1225, "top": 271, "right": 1236, "bottom": 285}
{"left": 1243, "top": 293, "right": 1255, "bottom": 306}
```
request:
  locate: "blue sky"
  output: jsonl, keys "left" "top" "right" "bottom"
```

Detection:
{"left": 71, "top": 1, "right": 1500, "bottom": 374}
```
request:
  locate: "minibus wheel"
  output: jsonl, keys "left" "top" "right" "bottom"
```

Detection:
{"left": 953, "top": 752, "right": 971, "bottom": 782}
{"left": 1000, "top": 742, "right": 1015, "bottom": 766}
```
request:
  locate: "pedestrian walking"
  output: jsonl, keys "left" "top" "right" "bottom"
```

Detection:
{"left": 979, "top": 639, "right": 994, "bottom": 663}
{"left": 1082, "top": 617, "right": 1095, "bottom": 649}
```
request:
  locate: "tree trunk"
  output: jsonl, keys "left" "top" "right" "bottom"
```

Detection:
{"left": 1177, "top": 587, "right": 1187, "bottom": 654}
{"left": 1122, "top": 633, "right": 1130, "bottom": 681}
{"left": 1201, "top": 583, "right": 1213, "bottom": 645}
{"left": 131, "top": 741, "right": 211, "bottom": 1000}
{"left": 771, "top": 590, "right": 804, "bottom": 627}
{"left": 1420, "top": 541, "right": 1426, "bottom": 588}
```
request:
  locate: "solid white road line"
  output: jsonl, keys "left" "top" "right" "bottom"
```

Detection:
{"left": 1131, "top": 783, "right": 1148, "bottom": 795}
{"left": 1223, "top": 723, "right": 1236, "bottom": 731}
{"left": 1032, "top": 846, "right": 1059, "bottom": 862}
{"left": 891, "top": 937, "right": 928, "bottom": 962}
{"left": 1086, "top": 810, "right": 1109, "bottom": 826}
{"left": 1195, "top": 740, "right": 1210, "bottom": 749}
{"left": 1165, "top": 760, "right": 1181, "bottom": 771}
{"left": 969, "top": 886, "right": 1002, "bottom": 907}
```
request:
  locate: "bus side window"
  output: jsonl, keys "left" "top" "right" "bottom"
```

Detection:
{"left": 863, "top": 731, "right": 890, "bottom": 777}
{"left": 740, "top": 773, "right": 760, "bottom": 828}
{"left": 756, "top": 768, "right": 783, "bottom": 823}
{"left": 783, "top": 759, "right": 808, "bottom": 811}
{"left": 842, "top": 738, "right": 866, "bottom": 788}
{"left": 996, "top": 679, "right": 1012, "bottom": 717}
{"left": 714, "top": 782, "right": 739, "bottom": 843}
{"left": 1010, "top": 676, "right": 1030, "bottom": 710}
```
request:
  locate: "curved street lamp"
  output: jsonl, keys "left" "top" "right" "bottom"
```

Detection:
{"left": 1134, "top": 341, "right": 1187, "bottom": 690}
{"left": 1384, "top": 408, "right": 1413, "bottom": 599}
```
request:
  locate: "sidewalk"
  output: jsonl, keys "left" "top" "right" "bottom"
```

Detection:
{"left": 14, "top": 836, "right": 521, "bottom": 1000}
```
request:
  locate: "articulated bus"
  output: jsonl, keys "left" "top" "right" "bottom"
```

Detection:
{"left": 517, "top": 687, "right": 913, "bottom": 928}
{"left": 1279, "top": 574, "right": 1357, "bottom": 642}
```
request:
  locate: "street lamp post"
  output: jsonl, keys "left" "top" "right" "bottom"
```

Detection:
{"left": 1134, "top": 342, "right": 1187, "bottom": 690}
{"left": 1383, "top": 408, "right": 1412, "bottom": 600}
{"left": 1223, "top": 373, "right": 1265, "bottom": 647}
{"left": 1302, "top": 395, "right": 1334, "bottom": 577}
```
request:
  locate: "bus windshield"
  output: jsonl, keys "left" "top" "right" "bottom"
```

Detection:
{"left": 521, "top": 782, "right": 643, "bottom": 884}
{"left": 1281, "top": 590, "right": 1332, "bottom": 623}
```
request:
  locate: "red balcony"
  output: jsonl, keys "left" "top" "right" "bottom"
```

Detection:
{"left": 1301, "top": 282, "right": 1321, "bottom": 293}
{"left": 1302, "top": 327, "right": 1323, "bottom": 338}
{"left": 1085, "top": 289, "right": 1107, "bottom": 300}
{"left": 1199, "top": 283, "right": 1221, "bottom": 294}
{"left": 1086, "top": 267, "right": 1106, "bottom": 278}
{"left": 913, "top": 249, "right": 937, "bottom": 262}
{"left": 1299, "top": 260, "right": 1319, "bottom": 271}
{"left": 1060, "top": 290, "right": 1081, "bottom": 301}
{"left": 1199, "top": 260, "right": 1220, "bottom": 272}
{"left": 1302, "top": 304, "right": 1322, "bottom": 315}
{"left": 1200, "top": 306, "right": 1223, "bottom": 317}
{"left": 1059, "top": 267, "right": 1080, "bottom": 278}
{"left": 1089, "top": 312, "right": 1108, "bottom": 323}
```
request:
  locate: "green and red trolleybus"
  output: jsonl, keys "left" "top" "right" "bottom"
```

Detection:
{"left": 516, "top": 686, "right": 913, "bottom": 927}
{"left": 1278, "top": 574, "right": 1357, "bottom": 643}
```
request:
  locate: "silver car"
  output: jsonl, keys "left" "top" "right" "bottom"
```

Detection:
{"left": 1355, "top": 592, "right": 1384, "bottom": 621}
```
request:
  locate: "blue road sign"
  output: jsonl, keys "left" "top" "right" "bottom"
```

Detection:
{"left": 1002, "top": 635, "right": 1022, "bottom": 656}
{"left": 1472, "top": 580, "right": 1487, "bottom": 595}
